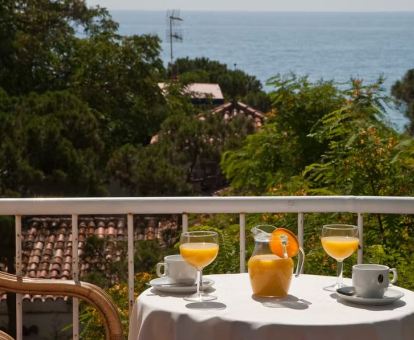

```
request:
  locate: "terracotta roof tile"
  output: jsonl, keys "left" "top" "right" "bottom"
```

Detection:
{"left": 28, "top": 263, "right": 37, "bottom": 271}
{"left": 34, "top": 241, "right": 43, "bottom": 250}
{"left": 61, "top": 270, "right": 71, "bottom": 279}
{"left": 51, "top": 263, "right": 60, "bottom": 272}
{"left": 28, "top": 226, "right": 37, "bottom": 235}
{"left": 32, "top": 249, "right": 42, "bottom": 257}
{"left": 32, "top": 294, "right": 42, "bottom": 301}
{"left": 1, "top": 215, "right": 180, "bottom": 302}
{"left": 96, "top": 225, "right": 105, "bottom": 238}
{"left": 39, "top": 262, "right": 48, "bottom": 271}
{"left": 38, "top": 270, "right": 48, "bottom": 279}
{"left": 57, "top": 234, "right": 65, "bottom": 242}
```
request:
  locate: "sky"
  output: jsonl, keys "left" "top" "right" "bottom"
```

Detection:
{"left": 87, "top": 0, "right": 414, "bottom": 11}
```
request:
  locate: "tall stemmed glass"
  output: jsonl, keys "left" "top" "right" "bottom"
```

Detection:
{"left": 180, "top": 231, "right": 219, "bottom": 301}
{"left": 321, "top": 224, "right": 359, "bottom": 291}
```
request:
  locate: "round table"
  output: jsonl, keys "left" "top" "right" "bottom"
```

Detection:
{"left": 128, "top": 273, "right": 414, "bottom": 340}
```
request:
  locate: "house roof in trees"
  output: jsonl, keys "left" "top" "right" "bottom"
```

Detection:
{"left": 207, "top": 101, "right": 265, "bottom": 128}
{"left": 150, "top": 100, "right": 265, "bottom": 145}
{"left": 0, "top": 215, "right": 180, "bottom": 302}
{"left": 158, "top": 82, "right": 224, "bottom": 104}
{"left": 184, "top": 83, "right": 224, "bottom": 101}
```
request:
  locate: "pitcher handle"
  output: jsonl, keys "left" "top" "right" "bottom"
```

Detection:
{"left": 295, "top": 247, "right": 305, "bottom": 277}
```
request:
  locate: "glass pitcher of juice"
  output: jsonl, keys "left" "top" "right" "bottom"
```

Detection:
{"left": 248, "top": 225, "right": 305, "bottom": 297}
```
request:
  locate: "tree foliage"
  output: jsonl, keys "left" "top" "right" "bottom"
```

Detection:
{"left": 392, "top": 69, "right": 414, "bottom": 135}
{"left": 1, "top": 2, "right": 271, "bottom": 198}
{"left": 0, "top": 0, "right": 117, "bottom": 95}
{"left": 0, "top": 0, "right": 169, "bottom": 197}
{"left": 70, "top": 33, "right": 166, "bottom": 147}
{"left": 172, "top": 57, "right": 271, "bottom": 112}
{"left": 107, "top": 143, "right": 193, "bottom": 196}
{"left": 304, "top": 78, "right": 413, "bottom": 196}
{"left": 221, "top": 75, "right": 414, "bottom": 291}
{"left": 108, "top": 109, "right": 257, "bottom": 195}
{"left": 221, "top": 75, "right": 343, "bottom": 193}
{"left": 79, "top": 272, "right": 154, "bottom": 339}
{"left": 0, "top": 90, "right": 106, "bottom": 196}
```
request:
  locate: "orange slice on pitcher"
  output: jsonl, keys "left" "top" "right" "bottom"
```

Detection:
{"left": 269, "top": 228, "right": 299, "bottom": 258}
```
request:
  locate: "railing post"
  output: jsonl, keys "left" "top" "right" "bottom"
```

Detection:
{"left": 239, "top": 213, "right": 246, "bottom": 273}
{"left": 297, "top": 212, "right": 304, "bottom": 249}
{"left": 357, "top": 213, "right": 363, "bottom": 264}
{"left": 71, "top": 214, "right": 79, "bottom": 340}
{"left": 182, "top": 213, "right": 188, "bottom": 233}
{"left": 297, "top": 213, "right": 304, "bottom": 273}
{"left": 127, "top": 213, "right": 134, "bottom": 315}
{"left": 15, "top": 215, "right": 23, "bottom": 340}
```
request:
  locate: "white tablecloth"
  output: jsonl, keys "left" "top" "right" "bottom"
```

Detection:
{"left": 128, "top": 273, "right": 414, "bottom": 340}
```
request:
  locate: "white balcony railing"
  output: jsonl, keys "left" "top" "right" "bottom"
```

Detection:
{"left": 1, "top": 195, "right": 414, "bottom": 340}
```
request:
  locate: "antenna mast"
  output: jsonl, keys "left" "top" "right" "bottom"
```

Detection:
{"left": 166, "top": 9, "right": 183, "bottom": 78}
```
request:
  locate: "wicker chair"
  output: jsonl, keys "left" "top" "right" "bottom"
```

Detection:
{"left": 0, "top": 272, "right": 123, "bottom": 340}
{"left": 0, "top": 331, "right": 14, "bottom": 340}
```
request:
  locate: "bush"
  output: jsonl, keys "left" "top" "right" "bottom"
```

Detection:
{"left": 79, "top": 272, "right": 154, "bottom": 339}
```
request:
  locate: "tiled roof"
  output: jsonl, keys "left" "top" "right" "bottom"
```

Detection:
{"left": 151, "top": 101, "right": 265, "bottom": 145}
{"left": 1, "top": 215, "right": 180, "bottom": 302}
{"left": 158, "top": 82, "right": 224, "bottom": 100}
{"left": 210, "top": 101, "right": 265, "bottom": 128}
{"left": 184, "top": 83, "right": 224, "bottom": 100}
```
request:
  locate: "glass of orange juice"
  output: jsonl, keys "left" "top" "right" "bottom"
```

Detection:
{"left": 321, "top": 224, "right": 359, "bottom": 291}
{"left": 179, "top": 231, "right": 219, "bottom": 301}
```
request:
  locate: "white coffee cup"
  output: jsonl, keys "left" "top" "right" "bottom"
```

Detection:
{"left": 352, "top": 264, "right": 397, "bottom": 298}
{"left": 156, "top": 255, "right": 197, "bottom": 284}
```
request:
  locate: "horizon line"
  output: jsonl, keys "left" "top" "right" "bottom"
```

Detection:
{"left": 105, "top": 9, "right": 414, "bottom": 13}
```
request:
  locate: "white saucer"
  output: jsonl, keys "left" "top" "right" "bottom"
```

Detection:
{"left": 336, "top": 287, "right": 404, "bottom": 306}
{"left": 149, "top": 277, "right": 214, "bottom": 293}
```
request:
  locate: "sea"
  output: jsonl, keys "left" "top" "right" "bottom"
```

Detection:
{"left": 111, "top": 11, "right": 414, "bottom": 129}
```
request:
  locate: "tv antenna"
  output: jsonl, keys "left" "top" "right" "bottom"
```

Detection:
{"left": 166, "top": 10, "right": 183, "bottom": 76}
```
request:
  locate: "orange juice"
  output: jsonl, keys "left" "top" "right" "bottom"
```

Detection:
{"left": 321, "top": 236, "right": 359, "bottom": 261}
{"left": 248, "top": 254, "right": 293, "bottom": 297}
{"left": 180, "top": 242, "right": 219, "bottom": 269}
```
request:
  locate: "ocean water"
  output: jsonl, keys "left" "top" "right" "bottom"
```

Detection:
{"left": 111, "top": 11, "right": 414, "bottom": 128}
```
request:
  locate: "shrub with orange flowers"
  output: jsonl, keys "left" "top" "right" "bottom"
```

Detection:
{"left": 79, "top": 272, "right": 154, "bottom": 339}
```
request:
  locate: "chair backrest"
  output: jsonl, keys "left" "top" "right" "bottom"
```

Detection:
{"left": 0, "top": 272, "right": 123, "bottom": 340}
{"left": 0, "top": 330, "right": 14, "bottom": 340}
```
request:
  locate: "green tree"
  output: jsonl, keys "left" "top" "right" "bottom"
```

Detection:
{"left": 0, "top": 0, "right": 172, "bottom": 197}
{"left": 304, "top": 79, "right": 410, "bottom": 196}
{"left": 108, "top": 106, "right": 258, "bottom": 195}
{"left": 303, "top": 80, "right": 414, "bottom": 289}
{"left": 0, "top": 0, "right": 116, "bottom": 95}
{"left": 70, "top": 34, "right": 166, "bottom": 147}
{"left": 221, "top": 75, "right": 344, "bottom": 194}
{"left": 172, "top": 57, "right": 271, "bottom": 112}
{"left": 221, "top": 75, "right": 414, "bottom": 290}
{"left": 392, "top": 69, "right": 414, "bottom": 135}
{"left": 107, "top": 143, "right": 193, "bottom": 196}
{"left": 0, "top": 0, "right": 167, "bottom": 149}
{"left": 0, "top": 90, "right": 106, "bottom": 197}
